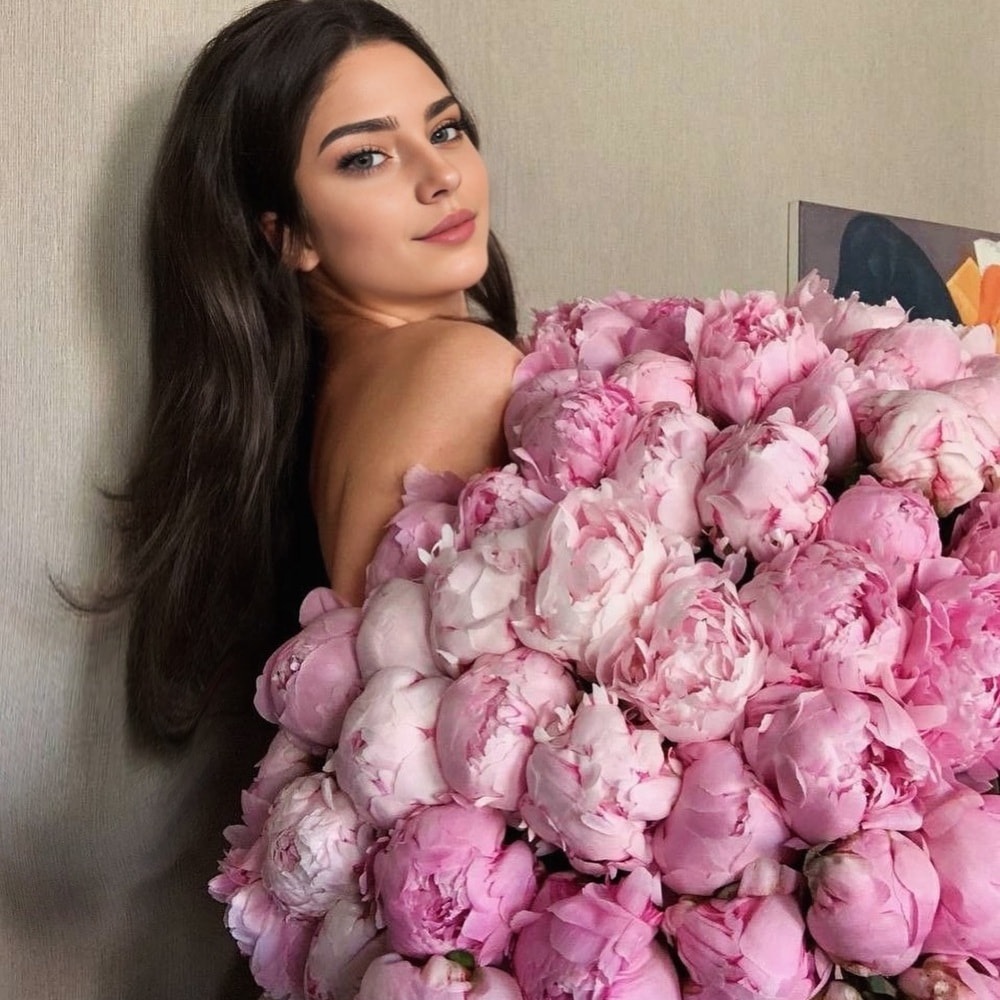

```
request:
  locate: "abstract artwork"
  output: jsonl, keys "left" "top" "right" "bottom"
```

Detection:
{"left": 792, "top": 201, "right": 1000, "bottom": 339}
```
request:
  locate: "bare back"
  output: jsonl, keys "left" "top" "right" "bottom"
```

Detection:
{"left": 310, "top": 317, "right": 524, "bottom": 605}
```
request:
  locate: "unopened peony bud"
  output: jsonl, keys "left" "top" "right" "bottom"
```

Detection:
{"left": 254, "top": 605, "right": 363, "bottom": 752}
{"left": 331, "top": 667, "right": 450, "bottom": 827}
{"left": 805, "top": 828, "right": 939, "bottom": 976}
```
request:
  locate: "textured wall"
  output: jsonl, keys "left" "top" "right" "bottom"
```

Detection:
{"left": 2, "top": 1, "right": 997, "bottom": 997}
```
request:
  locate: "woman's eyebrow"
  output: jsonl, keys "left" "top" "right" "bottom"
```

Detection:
{"left": 316, "top": 95, "right": 459, "bottom": 155}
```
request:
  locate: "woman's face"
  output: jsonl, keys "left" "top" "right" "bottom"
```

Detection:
{"left": 293, "top": 41, "right": 490, "bottom": 325}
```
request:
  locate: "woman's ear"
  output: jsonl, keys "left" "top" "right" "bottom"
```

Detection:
{"left": 259, "top": 212, "right": 320, "bottom": 272}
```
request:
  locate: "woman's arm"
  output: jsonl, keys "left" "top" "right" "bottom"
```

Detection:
{"left": 314, "top": 321, "right": 524, "bottom": 605}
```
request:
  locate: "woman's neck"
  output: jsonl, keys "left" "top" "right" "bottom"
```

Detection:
{"left": 302, "top": 268, "right": 469, "bottom": 347}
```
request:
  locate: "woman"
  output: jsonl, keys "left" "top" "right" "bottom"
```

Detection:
{"left": 117, "top": 0, "right": 523, "bottom": 746}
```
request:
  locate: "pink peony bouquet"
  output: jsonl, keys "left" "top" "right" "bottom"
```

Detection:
{"left": 212, "top": 276, "right": 1000, "bottom": 999}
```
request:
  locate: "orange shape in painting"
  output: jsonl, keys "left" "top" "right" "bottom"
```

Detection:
{"left": 979, "top": 264, "right": 1000, "bottom": 328}
{"left": 947, "top": 256, "right": 981, "bottom": 326}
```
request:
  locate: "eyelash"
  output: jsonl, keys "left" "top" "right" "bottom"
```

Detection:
{"left": 431, "top": 117, "right": 471, "bottom": 144}
{"left": 336, "top": 117, "right": 471, "bottom": 175}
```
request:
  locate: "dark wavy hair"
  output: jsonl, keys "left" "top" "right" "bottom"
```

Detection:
{"left": 111, "top": 0, "right": 517, "bottom": 745}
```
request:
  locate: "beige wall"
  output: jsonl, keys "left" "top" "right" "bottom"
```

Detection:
{"left": 396, "top": 0, "right": 999, "bottom": 309}
{"left": 2, "top": 1, "right": 998, "bottom": 996}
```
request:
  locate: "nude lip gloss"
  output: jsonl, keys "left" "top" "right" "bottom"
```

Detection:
{"left": 417, "top": 209, "right": 476, "bottom": 242}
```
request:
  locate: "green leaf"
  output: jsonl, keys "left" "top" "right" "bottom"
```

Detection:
{"left": 867, "top": 977, "right": 897, "bottom": 995}
{"left": 839, "top": 969, "right": 898, "bottom": 998}
{"left": 444, "top": 950, "right": 476, "bottom": 972}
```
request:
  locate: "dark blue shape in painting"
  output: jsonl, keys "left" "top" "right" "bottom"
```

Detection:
{"left": 833, "top": 212, "right": 961, "bottom": 323}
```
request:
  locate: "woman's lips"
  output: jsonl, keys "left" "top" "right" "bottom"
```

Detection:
{"left": 417, "top": 210, "right": 476, "bottom": 243}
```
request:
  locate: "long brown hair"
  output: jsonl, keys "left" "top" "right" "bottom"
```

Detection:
{"left": 111, "top": 0, "right": 517, "bottom": 745}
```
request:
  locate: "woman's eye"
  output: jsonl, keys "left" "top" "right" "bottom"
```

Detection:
{"left": 431, "top": 119, "right": 467, "bottom": 144}
{"left": 338, "top": 148, "right": 387, "bottom": 173}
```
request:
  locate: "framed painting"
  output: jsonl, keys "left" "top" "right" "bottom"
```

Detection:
{"left": 790, "top": 201, "right": 1000, "bottom": 337}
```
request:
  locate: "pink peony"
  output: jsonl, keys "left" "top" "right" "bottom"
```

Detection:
{"left": 435, "top": 646, "right": 578, "bottom": 812}
{"left": 819, "top": 476, "right": 942, "bottom": 599}
{"left": 685, "top": 288, "right": 829, "bottom": 425}
{"left": 628, "top": 295, "right": 703, "bottom": 358}
{"left": 897, "top": 954, "right": 1000, "bottom": 1000}
{"left": 607, "top": 349, "right": 697, "bottom": 412}
{"left": 303, "top": 896, "right": 389, "bottom": 1000}
{"left": 853, "top": 388, "right": 1000, "bottom": 515}
{"left": 519, "top": 687, "right": 681, "bottom": 874}
{"left": 520, "top": 294, "right": 651, "bottom": 378}
{"left": 969, "top": 351, "right": 1000, "bottom": 378}
{"left": 456, "top": 463, "right": 553, "bottom": 545}
{"left": 512, "top": 868, "right": 681, "bottom": 1000}
{"left": 470, "top": 969, "right": 528, "bottom": 1000}
{"left": 298, "top": 586, "right": 348, "bottom": 622}
{"left": 595, "top": 560, "right": 765, "bottom": 742}
{"left": 624, "top": 295, "right": 703, "bottom": 359}
{"left": 514, "top": 482, "right": 671, "bottom": 675}
{"left": 805, "top": 828, "right": 940, "bottom": 976}
{"left": 849, "top": 319, "right": 978, "bottom": 389}
{"left": 663, "top": 866, "right": 826, "bottom": 1000}
{"left": 365, "top": 466, "right": 462, "bottom": 593}
{"left": 897, "top": 565, "right": 1000, "bottom": 775}
{"left": 920, "top": 790, "right": 1000, "bottom": 960}
{"left": 520, "top": 292, "right": 696, "bottom": 381}
{"left": 742, "top": 687, "right": 937, "bottom": 844}
{"left": 372, "top": 802, "right": 537, "bottom": 966}
{"left": 610, "top": 402, "right": 719, "bottom": 543}
{"left": 697, "top": 410, "right": 832, "bottom": 563}
{"left": 210, "top": 833, "right": 266, "bottom": 911}
{"left": 949, "top": 491, "right": 1000, "bottom": 575}
{"left": 355, "top": 578, "right": 437, "bottom": 680}
{"left": 527, "top": 870, "right": 587, "bottom": 912}
{"left": 761, "top": 349, "right": 864, "bottom": 477}
{"left": 740, "top": 539, "right": 908, "bottom": 691}
{"left": 331, "top": 666, "right": 450, "bottom": 827}
{"left": 504, "top": 369, "right": 640, "bottom": 500}
{"left": 356, "top": 954, "right": 524, "bottom": 1000}
{"left": 425, "top": 526, "right": 535, "bottom": 670}
{"left": 939, "top": 374, "right": 1000, "bottom": 451}
{"left": 787, "top": 271, "right": 906, "bottom": 351}
{"left": 217, "top": 879, "right": 317, "bottom": 1000}
{"left": 226, "top": 730, "right": 316, "bottom": 849}
{"left": 513, "top": 327, "right": 578, "bottom": 387}
{"left": 254, "top": 604, "right": 363, "bottom": 753}
{"left": 260, "top": 772, "right": 375, "bottom": 920}
{"left": 652, "top": 740, "right": 790, "bottom": 896}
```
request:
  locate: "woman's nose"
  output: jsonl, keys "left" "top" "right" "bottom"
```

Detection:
{"left": 414, "top": 147, "right": 461, "bottom": 203}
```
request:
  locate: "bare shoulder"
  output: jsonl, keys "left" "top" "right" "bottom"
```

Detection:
{"left": 395, "top": 318, "right": 525, "bottom": 387}
{"left": 359, "top": 319, "right": 520, "bottom": 474}
{"left": 312, "top": 319, "right": 522, "bottom": 602}
{"left": 369, "top": 319, "right": 523, "bottom": 433}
